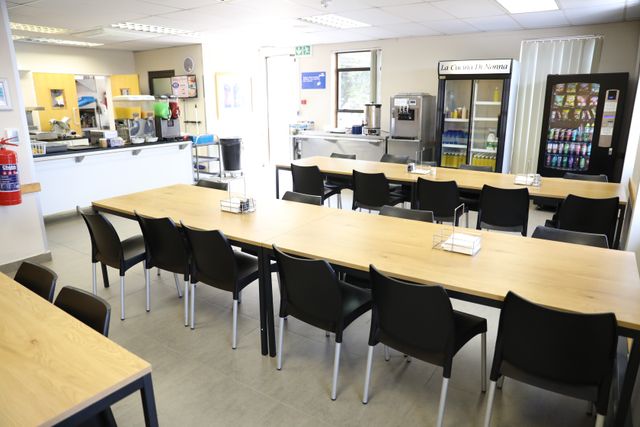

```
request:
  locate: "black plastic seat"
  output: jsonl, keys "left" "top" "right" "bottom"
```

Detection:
{"left": 379, "top": 205, "right": 433, "bottom": 222}
{"left": 532, "top": 226, "right": 609, "bottom": 248}
{"left": 324, "top": 153, "right": 355, "bottom": 193}
{"left": 291, "top": 163, "right": 342, "bottom": 208}
{"left": 363, "top": 267, "right": 487, "bottom": 427}
{"left": 380, "top": 154, "right": 411, "bottom": 201}
{"left": 380, "top": 153, "right": 410, "bottom": 164}
{"left": 483, "top": 292, "right": 617, "bottom": 427}
{"left": 281, "top": 191, "right": 323, "bottom": 206}
{"left": 476, "top": 185, "right": 530, "bottom": 236}
{"left": 195, "top": 179, "right": 229, "bottom": 190}
{"left": 136, "top": 214, "right": 189, "bottom": 325}
{"left": 14, "top": 262, "right": 57, "bottom": 302}
{"left": 546, "top": 194, "right": 619, "bottom": 247}
{"left": 352, "top": 170, "right": 405, "bottom": 211}
{"left": 460, "top": 164, "right": 492, "bottom": 172}
{"left": 458, "top": 164, "right": 492, "bottom": 212}
{"left": 273, "top": 245, "right": 372, "bottom": 401}
{"left": 183, "top": 226, "right": 259, "bottom": 346}
{"left": 416, "top": 178, "right": 466, "bottom": 226}
{"left": 563, "top": 172, "right": 608, "bottom": 182}
{"left": 80, "top": 207, "right": 147, "bottom": 320}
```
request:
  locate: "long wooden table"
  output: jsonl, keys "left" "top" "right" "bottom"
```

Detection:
{"left": 94, "top": 184, "right": 640, "bottom": 426}
{"left": 275, "top": 156, "right": 628, "bottom": 247}
{"left": 0, "top": 273, "right": 158, "bottom": 426}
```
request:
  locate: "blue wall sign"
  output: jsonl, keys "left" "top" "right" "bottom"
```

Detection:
{"left": 301, "top": 72, "right": 326, "bottom": 90}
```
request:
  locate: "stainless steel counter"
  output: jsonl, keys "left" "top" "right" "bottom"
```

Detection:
{"left": 292, "top": 131, "right": 387, "bottom": 161}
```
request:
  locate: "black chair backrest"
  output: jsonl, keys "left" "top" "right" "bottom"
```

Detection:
{"left": 195, "top": 179, "right": 229, "bottom": 191}
{"left": 54, "top": 286, "right": 112, "bottom": 336}
{"left": 291, "top": 164, "right": 324, "bottom": 197}
{"left": 380, "top": 153, "right": 410, "bottom": 164}
{"left": 493, "top": 291, "right": 617, "bottom": 414}
{"left": 416, "top": 178, "right": 461, "bottom": 220}
{"left": 273, "top": 246, "right": 341, "bottom": 331}
{"left": 14, "top": 262, "right": 57, "bottom": 302}
{"left": 460, "top": 164, "right": 492, "bottom": 172}
{"left": 379, "top": 205, "right": 434, "bottom": 223}
{"left": 183, "top": 226, "right": 238, "bottom": 294}
{"left": 353, "top": 170, "right": 390, "bottom": 209}
{"left": 136, "top": 214, "right": 190, "bottom": 275}
{"left": 477, "top": 185, "right": 530, "bottom": 236}
{"left": 369, "top": 266, "right": 456, "bottom": 374}
{"left": 79, "top": 208, "right": 123, "bottom": 269}
{"left": 330, "top": 152, "right": 356, "bottom": 160}
{"left": 556, "top": 194, "right": 619, "bottom": 247}
{"left": 282, "top": 191, "right": 323, "bottom": 206}
{"left": 532, "top": 226, "right": 609, "bottom": 249}
{"left": 563, "top": 172, "right": 608, "bottom": 182}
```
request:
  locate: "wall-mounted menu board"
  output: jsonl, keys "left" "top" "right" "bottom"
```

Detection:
{"left": 170, "top": 75, "right": 197, "bottom": 98}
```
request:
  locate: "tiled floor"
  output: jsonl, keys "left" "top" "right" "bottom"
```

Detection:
{"left": 15, "top": 168, "right": 602, "bottom": 426}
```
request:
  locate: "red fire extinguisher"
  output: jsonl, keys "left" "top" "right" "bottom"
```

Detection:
{"left": 0, "top": 136, "right": 21, "bottom": 206}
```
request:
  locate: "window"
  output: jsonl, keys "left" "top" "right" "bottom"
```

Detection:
{"left": 335, "top": 50, "right": 380, "bottom": 128}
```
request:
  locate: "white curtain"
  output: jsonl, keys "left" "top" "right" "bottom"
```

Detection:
{"left": 510, "top": 36, "right": 603, "bottom": 173}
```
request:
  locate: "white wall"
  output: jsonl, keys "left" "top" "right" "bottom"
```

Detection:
{"left": 0, "top": 2, "right": 48, "bottom": 266}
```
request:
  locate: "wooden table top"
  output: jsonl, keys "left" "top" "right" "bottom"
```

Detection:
{"left": 272, "top": 208, "right": 640, "bottom": 331}
{"left": 0, "top": 273, "right": 151, "bottom": 426}
{"left": 93, "top": 184, "right": 334, "bottom": 246}
{"left": 282, "top": 156, "right": 627, "bottom": 204}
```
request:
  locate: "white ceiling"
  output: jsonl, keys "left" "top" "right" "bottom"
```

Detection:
{"left": 7, "top": 0, "right": 640, "bottom": 51}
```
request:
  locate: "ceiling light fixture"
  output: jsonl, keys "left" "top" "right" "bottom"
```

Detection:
{"left": 10, "top": 22, "right": 68, "bottom": 34}
{"left": 11, "top": 35, "right": 103, "bottom": 47}
{"left": 110, "top": 22, "right": 201, "bottom": 37}
{"left": 298, "top": 14, "right": 370, "bottom": 29}
{"left": 495, "top": 0, "right": 558, "bottom": 14}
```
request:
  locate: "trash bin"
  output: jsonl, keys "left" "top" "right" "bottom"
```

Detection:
{"left": 220, "top": 138, "right": 242, "bottom": 172}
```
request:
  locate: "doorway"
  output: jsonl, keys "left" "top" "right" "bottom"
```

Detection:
{"left": 266, "top": 55, "right": 299, "bottom": 165}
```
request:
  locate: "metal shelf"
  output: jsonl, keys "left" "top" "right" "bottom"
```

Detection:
{"left": 442, "top": 144, "right": 467, "bottom": 149}
{"left": 473, "top": 117, "right": 499, "bottom": 122}
{"left": 444, "top": 118, "right": 469, "bottom": 123}
{"left": 471, "top": 148, "right": 498, "bottom": 153}
{"left": 475, "top": 101, "right": 501, "bottom": 106}
{"left": 193, "top": 141, "right": 222, "bottom": 181}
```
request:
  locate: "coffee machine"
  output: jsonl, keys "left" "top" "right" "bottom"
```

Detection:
{"left": 155, "top": 100, "right": 182, "bottom": 141}
{"left": 363, "top": 103, "right": 381, "bottom": 136}
{"left": 388, "top": 93, "right": 436, "bottom": 161}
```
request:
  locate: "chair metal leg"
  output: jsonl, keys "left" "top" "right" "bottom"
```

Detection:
{"left": 184, "top": 280, "right": 189, "bottom": 327}
{"left": 91, "top": 262, "right": 97, "bottom": 295}
{"left": 277, "top": 316, "right": 285, "bottom": 370}
{"left": 337, "top": 193, "right": 342, "bottom": 209}
{"left": 497, "top": 376, "right": 504, "bottom": 389}
{"left": 436, "top": 377, "right": 449, "bottom": 427}
{"left": 406, "top": 355, "right": 411, "bottom": 363}
{"left": 145, "top": 265, "right": 151, "bottom": 312}
{"left": 384, "top": 345, "right": 390, "bottom": 361}
{"left": 363, "top": 345, "right": 374, "bottom": 404}
{"left": 466, "top": 211, "right": 470, "bottom": 228}
{"left": 173, "top": 273, "right": 183, "bottom": 298}
{"left": 232, "top": 299, "right": 239, "bottom": 349}
{"left": 157, "top": 268, "right": 161, "bottom": 276}
{"left": 119, "top": 276, "right": 125, "bottom": 321}
{"left": 325, "top": 331, "right": 330, "bottom": 337}
{"left": 190, "top": 283, "right": 196, "bottom": 330}
{"left": 237, "top": 291, "right": 242, "bottom": 304}
{"left": 594, "top": 414, "right": 604, "bottom": 427}
{"left": 331, "top": 342, "right": 342, "bottom": 401}
{"left": 483, "top": 381, "right": 497, "bottom": 427}
{"left": 481, "top": 332, "right": 487, "bottom": 392}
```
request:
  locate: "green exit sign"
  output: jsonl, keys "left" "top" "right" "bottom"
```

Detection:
{"left": 295, "top": 45, "right": 312, "bottom": 57}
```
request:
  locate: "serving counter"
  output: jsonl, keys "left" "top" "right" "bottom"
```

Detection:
{"left": 292, "top": 131, "right": 387, "bottom": 161}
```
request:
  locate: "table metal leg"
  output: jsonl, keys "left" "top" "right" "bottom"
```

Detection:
{"left": 263, "top": 250, "right": 276, "bottom": 357}
{"left": 101, "top": 263, "right": 109, "bottom": 288}
{"left": 614, "top": 338, "right": 639, "bottom": 427}
{"left": 613, "top": 204, "right": 626, "bottom": 250}
{"left": 140, "top": 374, "right": 159, "bottom": 427}
{"left": 257, "top": 247, "right": 269, "bottom": 356}
{"left": 275, "top": 167, "right": 281, "bottom": 199}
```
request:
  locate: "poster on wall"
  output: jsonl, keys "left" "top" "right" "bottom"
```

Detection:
{"left": 0, "top": 79, "right": 10, "bottom": 110}
{"left": 215, "top": 73, "right": 252, "bottom": 119}
{"left": 50, "top": 89, "right": 66, "bottom": 108}
{"left": 171, "top": 75, "right": 197, "bottom": 98}
{"left": 301, "top": 72, "right": 326, "bottom": 89}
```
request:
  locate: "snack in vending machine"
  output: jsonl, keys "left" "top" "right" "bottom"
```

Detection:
{"left": 562, "top": 156, "right": 568, "bottom": 168}
{"left": 568, "top": 155, "right": 574, "bottom": 169}
{"left": 566, "top": 83, "right": 577, "bottom": 94}
{"left": 546, "top": 154, "right": 551, "bottom": 167}
{"left": 587, "top": 143, "right": 591, "bottom": 156}
{"left": 585, "top": 158, "right": 590, "bottom": 169}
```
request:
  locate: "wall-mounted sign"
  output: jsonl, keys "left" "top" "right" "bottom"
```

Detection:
{"left": 295, "top": 45, "right": 312, "bottom": 57}
{"left": 438, "top": 59, "right": 512, "bottom": 76}
{"left": 301, "top": 72, "right": 326, "bottom": 90}
{"left": 170, "top": 75, "right": 197, "bottom": 98}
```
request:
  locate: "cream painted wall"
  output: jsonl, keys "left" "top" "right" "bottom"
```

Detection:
{"left": 134, "top": 44, "right": 206, "bottom": 134}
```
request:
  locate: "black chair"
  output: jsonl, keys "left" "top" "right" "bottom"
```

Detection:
{"left": 282, "top": 191, "right": 323, "bottom": 206}
{"left": 546, "top": 194, "right": 619, "bottom": 247}
{"left": 183, "top": 227, "right": 259, "bottom": 346}
{"left": 564, "top": 172, "right": 608, "bottom": 182}
{"left": 460, "top": 164, "right": 492, "bottom": 172}
{"left": 379, "top": 205, "right": 434, "bottom": 223}
{"left": 476, "top": 185, "right": 530, "bottom": 236}
{"left": 195, "top": 179, "right": 229, "bottom": 191}
{"left": 380, "top": 153, "right": 411, "bottom": 200}
{"left": 273, "top": 246, "right": 372, "bottom": 400}
{"left": 483, "top": 292, "right": 617, "bottom": 427}
{"left": 14, "top": 262, "right": 57, "bottom": 302}
{"left": 136, "top": 214, "right": 189, "bottom": 326}
{"left": 363, "top": 267, "right": 487, "bottom": 427}
{"left": 325, "top": 153, "right": 356, "bottom": 193}
{"left": 458, "top": 164, "right": 492, "bottom": 213}
{"left": 80, "top": 207, "right": 147, "bottom": 320}
{"left": 532, "top": 226, "right": 609, "bottom": 249}
{"left": 416, "top": 178, "right": 467, "bottom": 226}
{"left": 291, "top": 164, "right": 342, "bottom": 208}
{"left": 352, "top": 170, "right": 405, "bottom": 211}
{"left": 380, "top": 153, "right": 410, "bottom": 164}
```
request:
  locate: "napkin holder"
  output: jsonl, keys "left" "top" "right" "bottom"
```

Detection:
{"left": 432, "top": 204, "right": 481, "bottom": 256}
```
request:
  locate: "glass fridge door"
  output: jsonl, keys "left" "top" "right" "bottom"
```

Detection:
{"left": 470, "top": 79, "right": 503, "bottom": 171}
{"left": 542, "top": 81, "right": 599, "bottom": 172}
{"left": 440, "top": 79, "right": 472, "bottom": 169}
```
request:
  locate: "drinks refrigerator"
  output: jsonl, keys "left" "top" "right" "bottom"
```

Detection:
{"left": 537, "top": 73, "right": 629, "bottom": 181}
{"left": 435, "top": 59, "right": 519, "bottom": 172}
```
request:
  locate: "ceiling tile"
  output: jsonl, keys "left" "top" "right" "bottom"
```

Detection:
{"left": 344, "top": 25, "right": 402, "bottom": 39}
{"left": 139, "top": 0, "right": 220, "bottom": 8}
{"left": 339, "top": 7, "right": 410, "bottom": 25}
{"left": 558, "top": 0, "right": 625, "bottom": 8}
{"left": 382, "top": 3, "right": 455, "bottom": 22}
{"left": 380, "top": 22, "right": 442, "bottom": 37}
{"left": 131, "top": 15, "right": 211, "bottom": 32}
{"left": 363, "top": 0, "right": 423, "bottom": 6}
{"left": 511, "top": 10, "right": 569, "bottom": 28}
{"left": 564, "top": 3, "right": 625, "bottom": 25}
{"left": 431, "top": 0, "right": 506, "bottom": 19}
{"left": 423, "top": 19, "right": 479, "bottom": 34}
{"left": 291, "top": 0, "right": 371, "bottom": 13}
{"left": 464, "top": 15, "right": 521, "bottom": 31}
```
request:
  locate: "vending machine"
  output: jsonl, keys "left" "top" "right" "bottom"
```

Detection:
{"left": 536, "top": 73, "right": 629, "bottom": 181}
{"left": 435, "top": 59, "right": 519, "bottom": 172}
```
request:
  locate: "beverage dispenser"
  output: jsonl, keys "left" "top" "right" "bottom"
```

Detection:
{"left": 388, "top": 93, "right": 436, "bottom": 161}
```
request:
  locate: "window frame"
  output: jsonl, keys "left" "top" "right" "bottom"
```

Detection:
{"left": 335, "top": 50, "right": 374, "bottom": 127}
